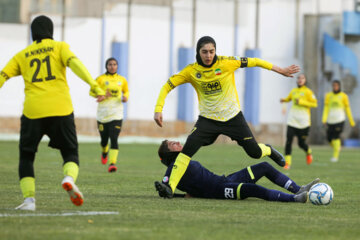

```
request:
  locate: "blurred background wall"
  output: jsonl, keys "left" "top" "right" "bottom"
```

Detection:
{"left": 0, "top": 0, "right": 359, "bottom": 146}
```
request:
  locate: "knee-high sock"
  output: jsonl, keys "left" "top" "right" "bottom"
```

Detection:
{"left": 307, "top": 148, "right": 312, "bottom": 155}
{"left": 109, "top": 149, "right": 119, "bottom": 165}
{"left": 331, "top": 139, "right": 341, "bottom": 159}
{"left": 251, "top": 162, "right": 300, "bottom": 193}
{"left": 20, "top": 177, "right": 35, "bottom": 199}
{"left": 102, "top": 144, "right": 109, "bottom": 154}
{"left": 258, "top": 143, "right": 271, "bottom": 158}
{"left": 239, "top": 183, "right": 295, "bottom": 202}
{"left": 63, "top": 162, "right": 79, "bottom": 182}
{"left": 285, "top": 155, "right": 292, "bottom": 166}
{"left": 168, "top": 153, "right": 191, "bottom": 193}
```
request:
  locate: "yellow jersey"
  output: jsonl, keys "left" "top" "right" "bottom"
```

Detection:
{"left": 155, "top": 56, "right": 273, "bottom": 121}
{"left": 94, "top": 73, "right": 129, "bottom": 123}
{"left": 282, "top": 85, "right": 317, "bottom": 129}
{"left": 1, "top": 39, "right": 79, "bottom": 119}
{"left": 322, "top": 91, "right": 355, "bottom": 126}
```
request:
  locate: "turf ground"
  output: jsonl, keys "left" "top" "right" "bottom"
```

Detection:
{"left": 0, "top": 141, "right": 359, "bottom": 240}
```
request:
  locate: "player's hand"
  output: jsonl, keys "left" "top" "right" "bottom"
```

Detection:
{"left": 281, "top": 65, "right": 300, "bottom": 77}
{"left": 122, "top": 96, "right": 128, "bottom": 102}
{"left": 154, "top": 112, "right": 163, "bottom": 127}
{"left": 105, "top": 89, "right": 112, "bottom": 99}
{"left": 97, "top": 95, "right": 106, "bottom": 102}
{"left": 280, "top": 98, "right": 285, "bottom": 103}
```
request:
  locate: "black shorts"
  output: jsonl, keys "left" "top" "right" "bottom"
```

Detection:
{"left": 188, "top": 111, "right": 255, "bottom": 147}
{"left": 97, "top": 120, "right": 123, "bottom": 134}
{"left": 327, "top": 121, "right": 344, "bottom": 142}
{"left": 19, "top": 113, "right": 78, "bottom": 153}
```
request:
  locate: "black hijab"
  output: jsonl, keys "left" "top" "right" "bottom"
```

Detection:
{"left": 31, "top": 15, "right": 54, "bottom": 42}
{"left": 196, "top": 36, "right": 218, "bottom": 68}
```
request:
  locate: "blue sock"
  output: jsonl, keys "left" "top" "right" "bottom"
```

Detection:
{"left": 251, "top": 162, "right": 300, "bottom": 193}
{"left": 240, "top": 183, "right": 295, "bottom": 202}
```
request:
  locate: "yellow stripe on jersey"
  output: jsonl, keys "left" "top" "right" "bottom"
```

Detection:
{"left": 247, "top": 166, "right": 255, "bottom": 180}
{"left": 154, "top": 56, "right": 273, "bottom": 121}
{"left": 322, "top": 91, "right": 355, "bottom": 126}
{"left": 0, "top": 39, "right": 100, "bottom": 119}
{"left": 283, "top": 86, "right": 317, "bottom": 128}
{"left": 93, "top": 73, "right": 129, "bottom": 123}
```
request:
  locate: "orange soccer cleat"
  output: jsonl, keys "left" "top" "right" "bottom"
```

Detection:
{"left": 306, "top": 154, "right": 313, "bottom": 165}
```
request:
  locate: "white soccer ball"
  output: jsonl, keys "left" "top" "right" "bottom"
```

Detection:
{"left": 308, "top": 183, "right": 334, "bottom": 205}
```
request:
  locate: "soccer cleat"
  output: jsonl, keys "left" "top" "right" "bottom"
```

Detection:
{"left": 15, "top": 197, "right": 36, "bottom": 211}
{"left": 101, "top": 153, "right": 108, "bottom": 165}
{"left": 297, "top": 178, "right": 320, "bottom": 194}
{"left": 61, "top": 176, "right": 84, "bottom": 206}
{"left": 330, "top": 157, "right": 338, "bottom": 162}
{"left": 266, "top": 144, "right": 285, "bottom": 167}
{"left": 108, "top": 164, "right": 117, "bottom": 173}
{"left": 284, "top": 163, "right": 290, "bottom": 170}
{"left": 294, "top": 191, "right": 308, "bottom": 203}
{"left": 306, "top": 154, "right": 313, "bottom": 165}
{"left": 154, "top": 181, "right": 173, "bottom": 199}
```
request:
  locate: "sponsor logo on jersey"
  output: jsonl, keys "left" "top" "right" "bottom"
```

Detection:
{"left": 118, "top": 81, "right": 122, "bottom": 86}
{"left": 224, "top": 188, "right": 234, "bottom": 199}
{"left": 215, "top": 68, "right": 222, "bottom": 75}
{"left": 196, "top": 72, "right": 202, "bottom": 78}
{"left": 163, "top": 176, "right": 169, "bottom": 183}
{"left": 105, "top": 81, "right": 109, "bottom": 85}
{"left": 201, "top": 80, "right": 222, "bottom": 95}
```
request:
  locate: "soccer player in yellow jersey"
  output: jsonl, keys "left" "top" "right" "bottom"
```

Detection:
{"left": 322, "top": 80, "right": 355, "bottom": 162}
{"left": 280, "top": 74, "right": 317, "bottom": 169}
{"left": 154, "top": 36, "right": 300, "bottom": 198}
{"left": 91, "top": 57, "right": 129, "bottom": 172}
{"left": 0, "top": 15, "right": 105, "bottom": 210}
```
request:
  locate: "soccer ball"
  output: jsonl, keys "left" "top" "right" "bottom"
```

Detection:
{"left": 308, "top": 183, "right": 334, "bottom": 205}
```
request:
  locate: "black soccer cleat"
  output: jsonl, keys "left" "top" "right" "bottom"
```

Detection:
{"left": 266, "top": 144, "right": 286, "bottom": 167}
{"left": 154, "top": 181, "right": 173, "bottom": 199}
{"left": 296, "top": 178, "right": 320, "bottom": 194}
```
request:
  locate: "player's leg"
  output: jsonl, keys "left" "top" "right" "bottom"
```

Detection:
{"left": 296, "top": 127, "right": 312, "bottom": 165}
{"left": 16, "top": 115, "right": 43, "bottom": 211}
{"left": 225, "top": 112, "right": 285, "bottom": 166}
{"left": 238, "top": 183, "right": 307, "bottom": 203}
{"left": 48, "top": 113, "right": 83, "bottom": 206}
{"left": 108, "top": 120, "right": 122, "bottom": 172}
{"left": 284, "top": 126, "right": 295, "bottom": 169}
{"left": 98, "top": 121, "right": 110, "bottom": 164}
{"left": 329, "top": 122, "right": 344, "bottom": 162}
{"left": 165, "top": 116, "right": 219, "bottom": 196}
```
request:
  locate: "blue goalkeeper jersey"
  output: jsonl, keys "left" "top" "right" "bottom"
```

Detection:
{"left": 162, "top": 160, "right": 226, "bottom": 198}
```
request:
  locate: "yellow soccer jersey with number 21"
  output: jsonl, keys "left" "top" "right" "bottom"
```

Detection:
{"left": 0, "top": 39, "right": 76, "bottom": 119}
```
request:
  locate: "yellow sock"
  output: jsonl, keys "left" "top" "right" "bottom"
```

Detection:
{"left": 258, "top": 143, "right": 271, "bottom": 158}
{"left": 285, "top": 155, "right": 292, "bottom": 166}
{"left": 102, "top": 144, "right": 109, "bottom": 154}
{"left": 109, "top": 149, "right": 119, "bottom": 165}
{"left": 20, "top": 177, "right": 35, "bottom": 198}
{"left": 168, "top": 153, "right": 191, "bottom": 193}
{"left": 307, "top": 148, "right": 312, "bottom": 155}
{"left": 63, "top": 162, "right": 79, "bottom": 182}
{"left": 332, "top": 139, "right": 341, "bottom": 159}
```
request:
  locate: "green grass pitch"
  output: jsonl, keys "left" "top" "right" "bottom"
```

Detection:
{"left": 0, "top": 141, "right": 359, "bottom": 240}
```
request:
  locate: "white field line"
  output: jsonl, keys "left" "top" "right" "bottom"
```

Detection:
{"left": 0, "top": 211, "right": 119, "bottom": 217}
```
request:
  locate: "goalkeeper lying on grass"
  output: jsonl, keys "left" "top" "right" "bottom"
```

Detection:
{"left": 155, "top": 140, "right": 319, "bottom": 202}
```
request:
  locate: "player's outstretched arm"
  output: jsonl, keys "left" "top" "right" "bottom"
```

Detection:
{"left": 68, "top": 57, "right": 105, "bottom": 98}
{"left": 271, "top": 64, "right": 300, "bottom": 77}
